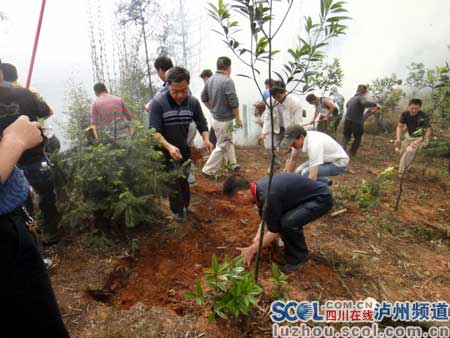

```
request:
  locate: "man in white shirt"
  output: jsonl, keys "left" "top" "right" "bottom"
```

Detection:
{"left": 283, "top": 125, "right": 349, "bottom": 184}
{"left": 258, "top": 83, "right": 303, "bottom": 171}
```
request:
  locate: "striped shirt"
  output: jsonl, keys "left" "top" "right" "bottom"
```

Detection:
{"left": 0, "top": 167, "right": 29, "bottom": 215}
{"left": 90, "top": 93, "right": 133, "bottom": 140}
{"left": 149, "top": 91, "right": 208, "bottom": 159}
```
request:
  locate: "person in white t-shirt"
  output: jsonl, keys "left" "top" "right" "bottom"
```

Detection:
{"left": 282, "top": 125, "right": 349, "bottom": 184}
{"left": 258, "top": 82, "right": 303, "bottom": 172}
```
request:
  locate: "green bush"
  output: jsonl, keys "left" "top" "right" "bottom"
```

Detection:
{"left": 336, "top": 167, "right": 395, "bottom": 210}
{"left": 185, "top": 255, "right": 262, "bottom": 323}
{"left": 55, "top": 122, "right": 177, "bottom": 231}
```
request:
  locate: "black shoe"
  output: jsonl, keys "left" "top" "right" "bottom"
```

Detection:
{"left": 231, "top": 164, "right": 241, "bottom": 171}
{"left": 328, "top": 180, "right": 334, "bottom": 186}
{"left": 281, "top": 257, "right": 309, "bottom": 274}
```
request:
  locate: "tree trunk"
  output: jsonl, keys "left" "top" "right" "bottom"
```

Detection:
{"left": 139, "top": 0, "right": 154, "bottom": 98}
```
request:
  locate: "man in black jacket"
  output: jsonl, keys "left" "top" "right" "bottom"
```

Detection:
{"left": 0, "top": 72, "right": 60, "bottom": 245}
{"left": 223, "top": 173, "right": 333, "bottom": 273}
{"left": 343, "top": 84, "right": 380, "bottom": 156}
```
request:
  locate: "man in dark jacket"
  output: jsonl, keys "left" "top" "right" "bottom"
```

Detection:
{"left": 343, "top": 84, "right": 380, "bottom": 156}
{"left": 149, "top": 66, "right": 213, "bottom": 222}
{"left": 223, "top": 173, "right": 333, "bottom": 273}
{"left": 0, "top": 113, "right": 69, "bottom": 337}
{"left": 0, "top": 73, "right": 60, "bottom": 245}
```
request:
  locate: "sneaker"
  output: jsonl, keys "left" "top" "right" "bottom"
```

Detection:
{"left": 281, "top": 257, "right": 309, "bottom": 274}
{"left": 187, "top": 172, "right": 196, "bottom": 184}
{"left": 43, "top": 257, "right": 54, "bottom": 270}
{"left": 231, "top": 164, "right": 241, "bottom": 171}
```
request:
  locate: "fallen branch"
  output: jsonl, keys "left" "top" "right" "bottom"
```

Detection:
{"left": 194, "top": 333, "right": 205, "bottom": 338}
{"left": 331, "top": 208, "right": 347, "bottom": 217}
{"left": 338, "top": 275, "right": 356, "bottom": 301}
{"left": 420, "top": 274, "right": 440, "bottom": 289}
{"left": 418, "top": 217, "right": 445, "bottom": 231}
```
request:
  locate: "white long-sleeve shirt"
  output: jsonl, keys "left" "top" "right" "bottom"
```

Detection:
{"left": 262, "top": 94, "right": 303, "bottom": 134}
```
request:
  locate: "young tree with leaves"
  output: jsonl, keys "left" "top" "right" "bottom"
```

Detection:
{"left": 208, "top": 0, "right": 349, "bottom": 281}
{"left": 363, "top": 74, "right": 403, "bottom": 133}
{"left": 307, "top": 57, "right": 344, "bottom": 95}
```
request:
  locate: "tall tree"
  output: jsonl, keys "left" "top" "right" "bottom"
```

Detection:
{"left": 117, "top": 0, "right": 164, "bottom": 98}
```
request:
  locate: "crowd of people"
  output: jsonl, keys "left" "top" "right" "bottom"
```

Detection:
{"left": 0, "top": 53, "right": 433, "bottom": 336}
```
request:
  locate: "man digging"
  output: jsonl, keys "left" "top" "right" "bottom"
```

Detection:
{"left": 223, "top": 173, "right": 333, "bottom": 273}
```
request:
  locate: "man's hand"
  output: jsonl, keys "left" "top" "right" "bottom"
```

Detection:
{"left": 168, "top": 145, "right": 183, "bottom": 161}
{"left": 3, "top": 115, "right": 43, "bottom": 151}
{"left": 395, "top": 139, "right": 401, "bottom": 148}
{"left": 252, "top": 233, "right": 260, "bottom": 244}
{"left": 204, "top": 140, "right": 214, "bottom": 153}
{"left": 257, "top": 133, "right": 265, "bottom": 145}
{"left": 236, "top": 246, "right": 257, "bottom": 266}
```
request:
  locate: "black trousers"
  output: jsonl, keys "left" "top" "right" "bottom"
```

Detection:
{"left": 19, "top": 154, "right": 60, "bottom": 236}
{"left": 279, "top": 195, "right": 333, "bottom": 265}
{"left": 0, "top": 208, "right": 69, "bottom": 338}
{"left": 342, "top": 120, "right": 364, "bottom": 156}
{"left": 165, "top": 158, "right": 190, "bottom": 214}
{"left": 333, "top": 114, "right": 343, "bottom": 132}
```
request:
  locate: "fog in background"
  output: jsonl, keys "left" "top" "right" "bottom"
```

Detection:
{"left": 1, "top": 0, "right": 449, "bottom": 146}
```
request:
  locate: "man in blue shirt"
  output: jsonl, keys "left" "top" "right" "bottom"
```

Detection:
{"left": 223, "top": 173, "right": 333, "bottom": 273}
{"left": 0, "top": 110, "right": 68, "bottom": 337}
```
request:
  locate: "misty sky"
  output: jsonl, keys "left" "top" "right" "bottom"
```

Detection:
{"left": 1, "top": 0, "right": 449, "bottom": 141}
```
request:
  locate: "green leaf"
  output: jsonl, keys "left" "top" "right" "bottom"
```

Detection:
{"left": 236, "top": 74, "right": 253, "bottom": 79}
{"left": 273, "top": 71, "right": 285, "bottom": 81}
{"left": 215, "top": 309, "right": 228, "bottom": 320}
{"left": 270, "top": 50, "right": 281, "bottom": 57}
{"left": 195, "top": 281, "right": 203, "bottom": 298}
{"left": 211, "top": 255, "right": 218, "bottom": 273}
{"left": 208, "top": 313, "right": 216, "bottom": 324}
{"left": 327, "top": 16, "right": 351, "bottom": 23}
{"left": 184, "top": 291, "right": 197, "bottom": 300}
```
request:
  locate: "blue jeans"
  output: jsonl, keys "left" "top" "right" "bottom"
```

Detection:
{"left": 295, "top": 161, "right": 346, "bottom": 184}
{"left": 280, "top": 194, "right": 333, "bottom": 264}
